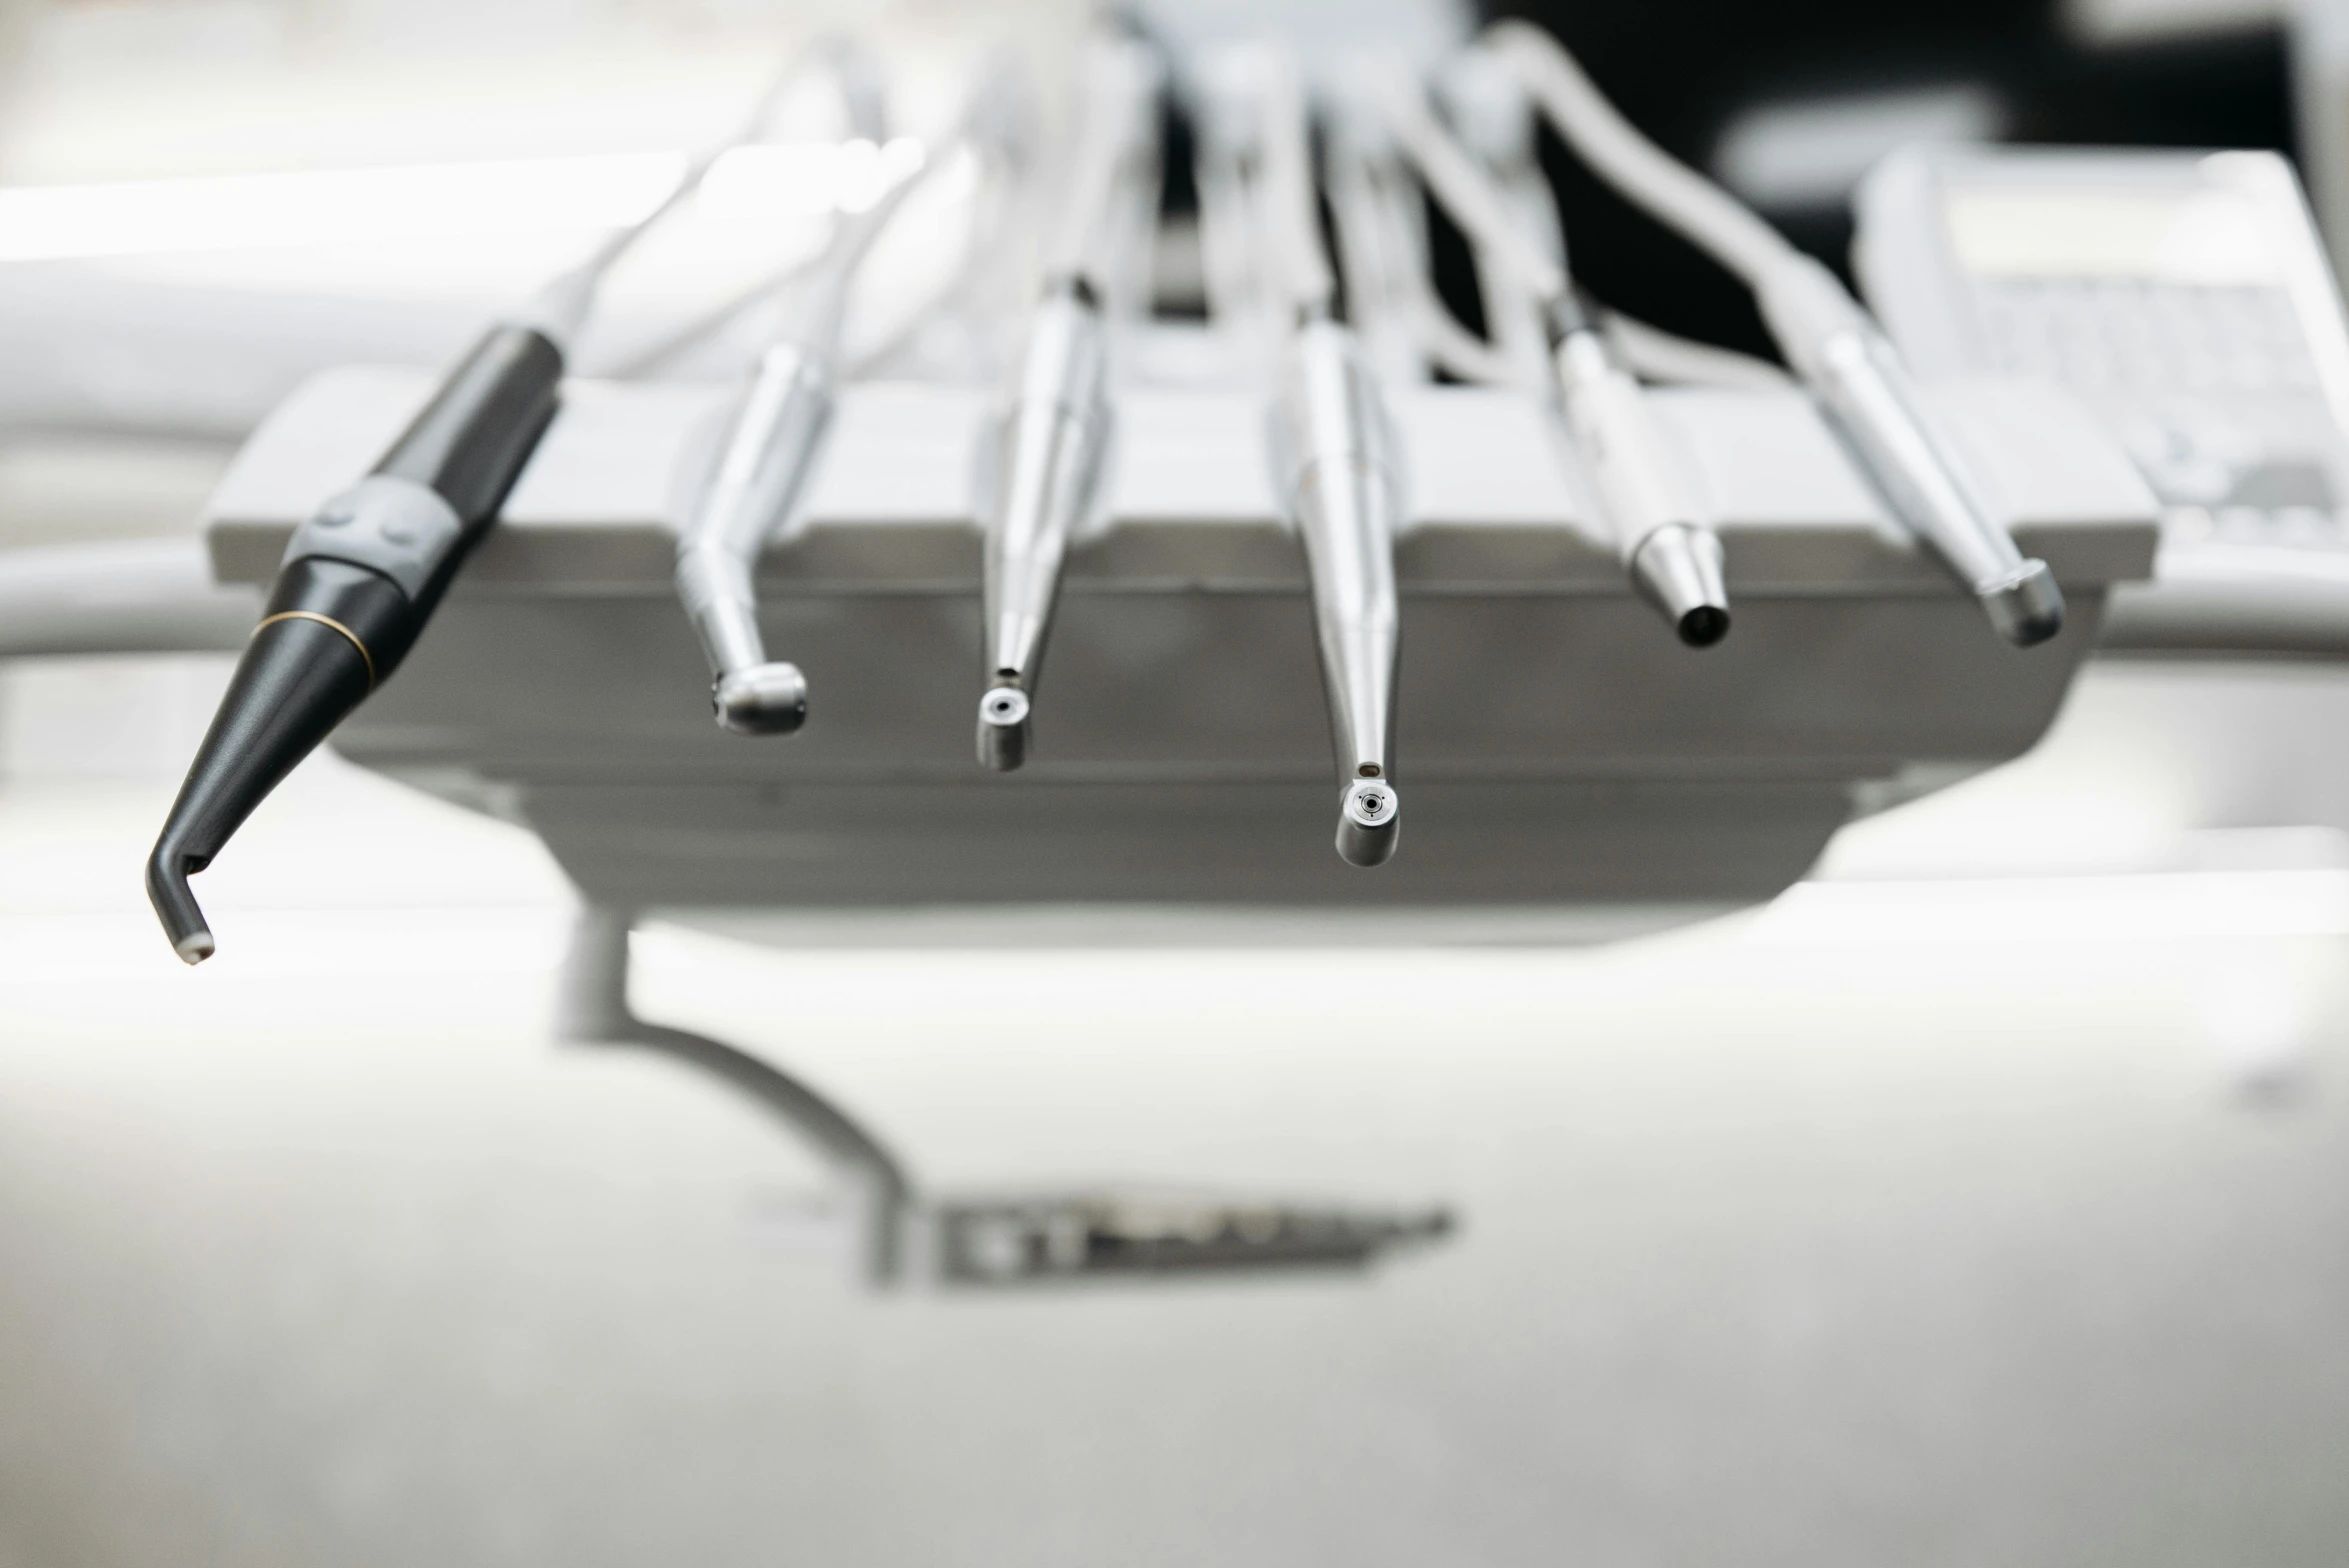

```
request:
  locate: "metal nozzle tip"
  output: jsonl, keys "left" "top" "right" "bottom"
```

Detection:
{"left": 1629, "top": 524, "right": 1731, "bottom": 649}
{"left": 713, "top": 663, "right": 808, "bottom": 735}
{"left": 1335, "top": 778, "right": 1401, "bottom": 868}
{"left": 977, "top": 686, "right": 1032, "bottom": 771}
{"left": 1978, "top": 560, "right": 2065, "bottom": 647}
{"left": 1676, "top": 604, "right": 1731, "bottom": 648}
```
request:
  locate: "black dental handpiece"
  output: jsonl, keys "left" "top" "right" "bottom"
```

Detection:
{"left": 145, "top": 322, "right": 563, "bottom": 963}
{"left": 143, "top": 42, "right": 851, "bottom": 962}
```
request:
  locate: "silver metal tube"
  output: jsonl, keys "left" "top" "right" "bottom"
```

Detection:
{"left": 669, "top": 128, "right": 948, "bottom": 737}
{"left": 1787, "top": 307, "right": 2065, "bottom": 646}
{"left": 1489, "top": 22, "right": 2063, "bottom": 647}
{"left": 1272, "top": 317, "right": 1404, "bottom": 867}
{"left": 1554, "top": 332, "right": 1730, "bottom": 646}
{"left": 972, "top": 36, "right": 1158, "bottom": 770}
{"left": 673, "top": 341, "right": 829, "bottom": 734}
{"left": 1257, "top": 48, "right": 1337, "bottom": 316}
{"left": 1249, "top": 49, "right": 1405, "bottom": 863}
{"left": 1375, "top": 66, "right": 1730, "bottom": 645}
{"left": 977, "top": 281, "right": 1111, "bottom": 769}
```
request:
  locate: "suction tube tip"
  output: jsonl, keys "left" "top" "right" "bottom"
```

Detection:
{"left": 1335, "top": 778, "right": 1401, "bottom": 868}
{"left": 1978, "top": 559, "right": 2065, "bottom": 647}
{"left": 712, "top": 663, "right": 808, "bottom": 735}
{"left": 1677, "top": 605, "right": 1731, "bottom": 647}
{"left": 1628, "top": 524, "right": 1731, "bottom": 649}
{"left": 145, "top": 847, "right": 215, "bottom": 965}
{"left": 977, "top": 685, "right": 1031, "bottom": 771}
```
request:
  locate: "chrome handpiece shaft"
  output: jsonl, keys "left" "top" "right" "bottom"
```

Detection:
{"left": 1243, "top": 45, "right": 1405, "bottom": 865}
{"left": 674, "top": 146, "right": 935, "bottom": 735}
{"left": 1553, "top": 328, "right": 1729, "bottom": 646}
{"left": 674, "top": 339, "right": 831, "bottom": 733}
{"left": 1756, "top": 257, "right": 2063, "bottom": 644}
{"left": 1487, "top": 21, "right": 2061, "bottom": 647}
{"left": 1273, "top": 317, "right": 1404, "bottom": 868}
{"left": 976, "top": 38, "right": 1158, "bottom": 770}
{"left": 977, "top": 279, "right": 1110, "bottom": 768}
{"left": 1371, "top": 66, "right": 1728, "bottom": 645}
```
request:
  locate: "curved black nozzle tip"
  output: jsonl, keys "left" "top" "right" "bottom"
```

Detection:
{"left": 1676, "top": 605, "right": 1731, "bottom": 648}
{"left": 141, "top": 587, "right": 385, "bottom": 967}
{"left": 713, "top": 663, "right": 808, "bottom": 735}
{"left": 977, "top": 685, "right": 1031, "bottom": 772}
{"left": 145, "top": 847, "right": 215, "bottom": 965}
{"left": 1335, "top": 779, "right": 1400, "bottom": 868}
{"left": 1980, "top": 560, "right": 2065, "bottom": 648}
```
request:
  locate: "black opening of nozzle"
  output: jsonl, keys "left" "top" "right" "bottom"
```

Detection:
{"left": 977, "top": 683, "right": 1032, "bottom": 771}
{"left": 143, "top": 563, "right": 398, "bottom": 961}
{"left": 1676, "top": 605, "right": 1731, "bottom": 648}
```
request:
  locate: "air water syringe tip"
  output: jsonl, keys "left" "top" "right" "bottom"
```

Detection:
{"left": 145, "top": 848, "right": 215, "bottom": 965}
{"left": 1678, "top": 605, "right": 1731, "bottom": 647}
{"left": 1980, "top": 559, "right": 2065, "bottom": 647}
{"left": 976, "top": 684, "right": 1031, "bottom": 771}
{"left": 1628, "top": 522, "right": 1732, "bottom": 649}
{"left": 1335, "top": 778, "right": 1401, "bottom": 868}
{"left": 712, "top": 662, "right": 808, "bottom": 735}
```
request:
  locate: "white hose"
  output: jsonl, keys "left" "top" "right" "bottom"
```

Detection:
{"left": 1043, "top": 39, "right": 1163, "bottom": 287}
{"left": 598, "top": 252, "right": 826, "bottom": 379}
{"left": 1257, "top": 49, "right": 1336, "bottom": 315}
{"left": 840, "top": 142, "right": 999, "bottom": 380}
{"left": 517, "top": 37, "right": 857, "bottom": 351}
{"left": 1372, "top": 68, "right": 1569, "bottom": 310}
{"left": 1602, "top": 310, "right": 1792, "bottom": 390}
{"left": 1483, "top": 20, "right": 1796, "bottom": 288}
{"left": 1483, "top": 22, "right": 2060, "bottom": 643}
{"left": 1413, "top": 294, "right": 1523, "bottom": 387}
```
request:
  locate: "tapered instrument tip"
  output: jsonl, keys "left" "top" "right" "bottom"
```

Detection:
{"left": 1629, "top": 523, "right": 1732, "bottom": 650}
{"left": 977, "top": 685, "right": 1031, "bottom": 771}
{"left": 1979, "top": 559, "right": 2064, "bottom": 648}
{"left": 1335, "top": 778, "right": 1400, "bottom": 868}
{"left": 713, "top": 663, "right": 808, "bottom": 735}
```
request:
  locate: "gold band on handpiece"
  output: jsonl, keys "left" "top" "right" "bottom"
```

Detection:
{"left": 252, "top": 610, "right": 376, "bottom": 691}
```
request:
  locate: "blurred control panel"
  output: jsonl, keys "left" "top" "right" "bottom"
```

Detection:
{"left": 1857, "top": 146, "right": 2349, "bottom": 573}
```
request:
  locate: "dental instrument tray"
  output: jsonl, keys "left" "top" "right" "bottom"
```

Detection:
{"left": 193, "top": 361, "right": 2155, "bottom": 923}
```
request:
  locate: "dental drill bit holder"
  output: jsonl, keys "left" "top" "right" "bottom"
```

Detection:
{"left": 197, "top": 359, "right": 2157, "bottom": 928}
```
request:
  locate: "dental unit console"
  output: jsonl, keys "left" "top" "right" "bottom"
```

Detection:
{"left": 154, "top": 14, "right": 2162, "bottom": 959}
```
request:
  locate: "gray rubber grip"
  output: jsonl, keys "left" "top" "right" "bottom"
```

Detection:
{"left": 280, "top": 475, "right": 465, "bottom": 601}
